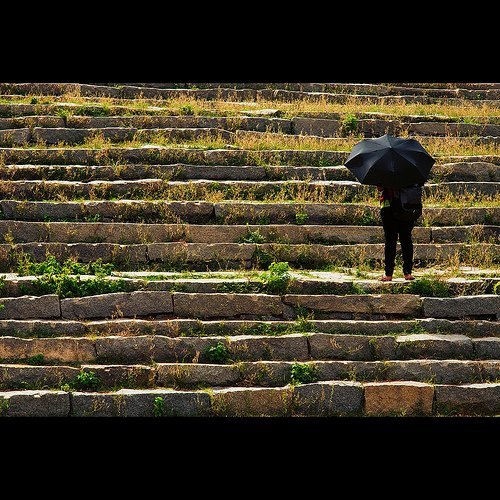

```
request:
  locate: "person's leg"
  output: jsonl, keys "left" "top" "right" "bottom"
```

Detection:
{"left": 398, "top": 220, "right": 415, "bottom": 276}
{"left": 381, "top": 208, "right": 398, "bottom": 277}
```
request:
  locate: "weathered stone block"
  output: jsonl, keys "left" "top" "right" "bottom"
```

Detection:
{"left": 239, "top": 361, "right": 293, "bottom": 386}
{"left": 81, "top": 364, "right": 154, "bottom": 388}
{"left": 422, "top": 295, "right": 500, "bottom": 319}
{"left": 0, "top": 337, "right": 96, "bottom": 363}
{"left": 173, "top": 293, "right": 282, "bottom": 318}
{"left": 0, "top": 365, "right": 79, "bottom": 390}
{"left": 292, "top": 117, "right": 341, "bottom": 137}
{"left": 71, "top": 389, "right": 211, "bottom": 417}
{"left": 308, "top": 333, "right": 374, "bottom": 360}
{"left": 147, "top": 242, "right": 254, "bottom": 263}
{"left": 228, "top": 334, "right": 309, "bottom": 361}
{"left": 61, "top": 291, "right": 173, "bottom": 319}
{"left": 293, "top": 381, "right": 364, "bottom": 416}
{"left": 0, "top": 320, "right": 86, "bottom": 338}
{"left": 0, "top": 128, "right": 30, "bottom": 146}
{"left": 95, "top": 336, "right": 154, "bottom": 363}
{"left": 0, "top": 295, "right": 60, "bottom": 320}
{"left": 479, "top": 361, "right": 500, "bottom": 381}
{"left": 383, "top": 360, "right": 482, "bottom": 384}
{"left": 0, "top": 390, "right": 70, "bottom": 417}
{"left": 364, "top": 381, "right": 434, "bottom": 416}
{"left": 435, "top": 383, "right": 500, "bottom": 415}
{"left": 211, "top": 387, "right": 293, "bottom": 416}
{"left": 396, "top": 334, "right": 474, "bottom": 359}
{"left": 282, "top": 294, "right": 421, "bottom": 315}
{"left": 156, "top": 363, "right": 240, "bottom": 387}
{"left": 473, "top": 338, "right": 500, "bottom": 359}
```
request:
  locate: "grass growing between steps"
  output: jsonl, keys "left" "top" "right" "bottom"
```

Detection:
{"left": 15, "top": 130, "right": 499, "bottom": 157}
{"left": 2, "top": 93, "right": 499, "bottom": 121}
{"left": 3, "top": 179, "right": 498, "bottom": 208}
{"left": 15, "top": 253, "right": 129, "bottom": 298}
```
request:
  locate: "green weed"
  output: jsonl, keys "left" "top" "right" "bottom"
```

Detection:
{"left": 290, "top": 363, "right": 319, "bottom": 385}
{"left": 179, "top": 104, "right": 195, "bottom": 115}
{"left": 403, "top": 277, "right": 451, "bottom": 297}
{"left": 259, "top": 261, "right": 293, "bottom": 295}
{"left": 295, "top": 211, "right": 309, "bottom": 225}
{"left": 72, "top": 370, "right": 101, "bottom": 391}
{"left": 23, "top": 274, "right": 127, "bottom": 298}
{"left": 340, "top": 113, "right": 358, "bottom": 135}
{"left": 153, "top": 396, "right": 165, "bottom": 417}
{"left": 205, "top": 342, "right": 231, "bottom": 364}
{"left": 25, "top": 354, "right": 45, "bottom": 365}
{"left": 239, "top": 229, "right": 265, "bottom": 244}
{"left": 16, "top": 254, "right": 114, "bottom": 277}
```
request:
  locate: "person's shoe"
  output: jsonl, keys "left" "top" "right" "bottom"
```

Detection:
{"left": 404, "top": 274, "right": 415, "bottom": 280}
{"left": 379, "top": 275, "right": 393, "bottom": 282}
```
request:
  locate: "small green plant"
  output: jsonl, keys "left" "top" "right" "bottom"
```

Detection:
{"left": 259, "top": 261, "right": 293, "bottom": 295}
{"left": 239, "top": 229, "right": 265, "bottom": 244}
{"left": 25, "top": 354, "right": 45, "bottom": 365}
{"left": 30, "top": 97, "right": 38, "bottom": 105}
{"left": 295, "top": 211, "right": 309, "bottom": 225}
{"left": 350, "top": 282, "right": 367, "bottom": 294}
{"left": 205, "top": 342, "right": 231, "bottom": 363}
{"left": 292, "top": 313, "right": 318, "bottom": 333}
{"left": 16, "top": 254, "right": 114, "bottom": 277}
{"left": 340, "top": 113, "right": 358, "bottom": 135}
{"left": 290, "top": 363, "right": 319, "bottom": 385}
{"left": 24, "top": 274, "right": 127, "bottom": 299}
{"left": 494, "top": 282, "right": 500, "bottom": 295}
{"left": 72, "top": 370, "right": 101, "bottom": 391}
{"left": 153, "top": 397, "right": 165, "bottom": 417}
{"left": 403, "top": 277, "right": 451, "bottom": 297}
{"left": 179, "top": 104, "right": 195, "bottom": 115}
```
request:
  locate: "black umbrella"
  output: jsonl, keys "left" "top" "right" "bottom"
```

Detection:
{"left": 344, "top": 134, "right": 435, "bottom": 188}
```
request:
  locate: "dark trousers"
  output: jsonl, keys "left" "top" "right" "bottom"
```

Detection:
{"left": 381, "top": 207, "right": 414, "bottom": 276}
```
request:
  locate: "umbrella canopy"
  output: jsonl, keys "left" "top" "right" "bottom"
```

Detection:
{"left": 344, "top": 134, "right": 435, "bottom": 188}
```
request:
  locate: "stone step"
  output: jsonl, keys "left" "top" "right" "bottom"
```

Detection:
{"left": 0, "top": 332, "right": 498, "bottom": 364}
{"left": 1, "top": 162, "right": 498, "bottom": 183}
{"left": 3, "top": 123, "right": 499, "bottom": 148}
{"left": 0, "top": 291, "right": 498, "bottom": 320}
{"left": 2, "top": 113, "right": 495, "bottom": 138}
{"left": 291, "top": 116, "right": 500, "bottom": 138}
{"left": 1, "top": 381, "right": 498, "bottom": 416}
{"left": 235, "top": 128, "right": 500, "bottom": 145}
{"left": 1, "top": 104, "right": 498, "bottom": 129}
{"left": 0, "top": 127, "right": 236, "bottom": 146}
{"left": 1, "top": 221, "right": 496, "bottom": 244}
{"left": 0, "top": 163, "right": 359, "bottom": 181}
{"left": 147, "top": 82, "right": 500, "bottom": 99}
{"left": 0, "top": 358, "right": 497, "bottom": 391}
{"left": 1, "top": 147, "right": 498, "bottom": 168}
{"left": 2, "top": 271, "right": 497, "bottom": 299}
{"left": 2, "top": 179, "right": 496, "bottom": 201}
{"left": 0, "top": 147, "right": 351, "bottom": 167}
{"left": 2, "top": 125, "right": 499, "bottom": 149}
{"left": 0, "top": 83, "right": 496, "bottom": 106}
{"left": 1, "top": 241, "right": 497, "bottom": 272}
{"left": 1, "top": 200, "right": 498, "bottom": 226}
{"left": 1, "top": 317, "right": 498, "bottom": 339}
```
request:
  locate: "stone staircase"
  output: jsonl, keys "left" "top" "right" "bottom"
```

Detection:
{"left": 0, "top": 82, "right": 498, "bottom": 417}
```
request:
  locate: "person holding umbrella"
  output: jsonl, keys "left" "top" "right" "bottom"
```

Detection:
{"left": 344, "top": 134, "right": 435, "bottom": 282}
{"left": 377, "top": 184, "right": 417, "bottom": 281}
